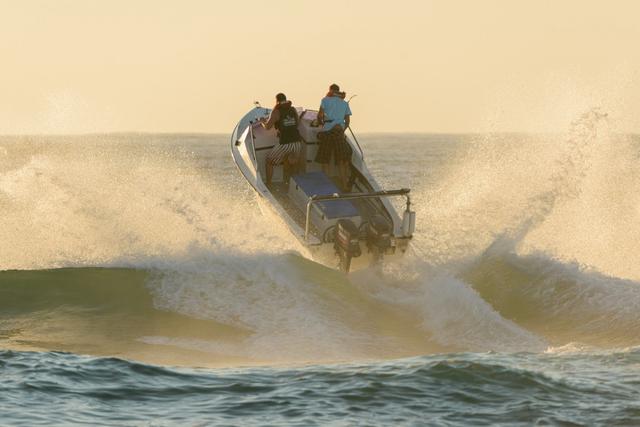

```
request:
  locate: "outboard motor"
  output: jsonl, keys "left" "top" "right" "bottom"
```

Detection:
{"left": 366, "top": 215, "right": 393, "bottom": 262}
{"left": 334, "top": 219, "right": 361, "bottom": 273}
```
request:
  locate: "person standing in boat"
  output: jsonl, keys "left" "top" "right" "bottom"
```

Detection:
{"left": 315, "top": 83, "right": 353, "bottom": 191}
{"left": 260, "top": 93, "right": 303, "bottom": 186}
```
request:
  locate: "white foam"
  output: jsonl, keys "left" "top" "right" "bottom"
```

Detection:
{"left": 145, "top": 254, "right": 384, "bottom": 362}
{"left": 351, "top": 260, "right": 547, "bottom": 353}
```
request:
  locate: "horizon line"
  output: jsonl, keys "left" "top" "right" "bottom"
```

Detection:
{"left": 4, "top": 130, "right": 633, "bottom": 138}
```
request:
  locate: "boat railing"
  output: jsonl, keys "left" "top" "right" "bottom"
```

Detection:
{"left": 304, "top": 189, "right": 411, "bottom": 242}
{"left": 347, "top": 126, "right": 364, "bottom": 160}
{"left": 248, "top": 123, "right": 258, "bottom": 164}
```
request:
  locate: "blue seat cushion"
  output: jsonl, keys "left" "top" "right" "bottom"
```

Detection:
{"left": 292, "top": 172, "right": 359, "bottom": 219}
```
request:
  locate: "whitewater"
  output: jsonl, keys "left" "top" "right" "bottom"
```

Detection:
{"left": 1, "top": 112, "right": 640, "bottom": 425}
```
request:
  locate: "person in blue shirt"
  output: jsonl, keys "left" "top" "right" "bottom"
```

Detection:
{"left": 315, "top": 83, "right": 353, "bottom": 191}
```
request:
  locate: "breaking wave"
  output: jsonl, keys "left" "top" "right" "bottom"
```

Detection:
{"left": 1, "top": 115, "right": 639, "bottom": 366}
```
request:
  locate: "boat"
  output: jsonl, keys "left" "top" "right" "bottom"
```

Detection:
{"left": 230, "top": 103, "right": 416, "bottom": 272}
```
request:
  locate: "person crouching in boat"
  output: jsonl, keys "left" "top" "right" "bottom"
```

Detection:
{"left": 260, "top": 93, "right": 303, "bottom": 186}
{"left": 315, "top": 83, "right": 353, "bottom": 192}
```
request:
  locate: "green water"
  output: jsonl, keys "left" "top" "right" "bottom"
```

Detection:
{"left": 2, "top": 127, "right": 640, "bottom": 425}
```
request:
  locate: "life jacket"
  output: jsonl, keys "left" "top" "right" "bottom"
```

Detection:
{"left": 275, "top": 101, "right": 301, "bottom": 144}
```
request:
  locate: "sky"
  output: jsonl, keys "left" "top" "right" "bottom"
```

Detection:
{"left": 1, "top": 0, "right": 639, "bottom": 134}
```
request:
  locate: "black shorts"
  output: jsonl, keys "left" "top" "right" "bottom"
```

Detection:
{"left": 315, "top": 127, "right": 353, "bottom": 165}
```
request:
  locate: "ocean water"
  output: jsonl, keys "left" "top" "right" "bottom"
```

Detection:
{"left": 1, "top": 110, "right": 640, "bottom": 425}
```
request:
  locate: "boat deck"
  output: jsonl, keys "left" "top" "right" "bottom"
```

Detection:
{"left": 269, "top": 176, "right": 383, "bottom": 243}
{"left": 269, "top": 182, "right": 322, "bottom": 239}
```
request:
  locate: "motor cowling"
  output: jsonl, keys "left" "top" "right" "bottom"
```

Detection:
{"left": 366, "top": 215, "right": 392, "bottom": 254}
{"left": 334, "top": 219, "right": 361, "bottom": 272}
{"left": 334, "top": 219, "right": 361, "bottom": 257}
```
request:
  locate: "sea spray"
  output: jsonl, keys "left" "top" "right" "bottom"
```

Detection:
{"left": 0, "top": 134, "right": 298, "bottom": 271}
{"left": 1, "top": 131, "right": 639, "bottom": 367}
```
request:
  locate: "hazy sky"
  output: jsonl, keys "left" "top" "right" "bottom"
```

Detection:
{"left": 1, "top": 0, "right": 639, "bottom": 134}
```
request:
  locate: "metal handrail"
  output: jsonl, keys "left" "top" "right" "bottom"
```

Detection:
{"left": 248, "top": 122, "right": 258, "bottom": 164}
{"left": 247, "top": 106, "right": 271, "bottom": 164}
{"left": 304, "top": 189, "right": 411, "bottom": 241}
{"left": 347, "top": 126, "right": 364, "bottom": 160}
